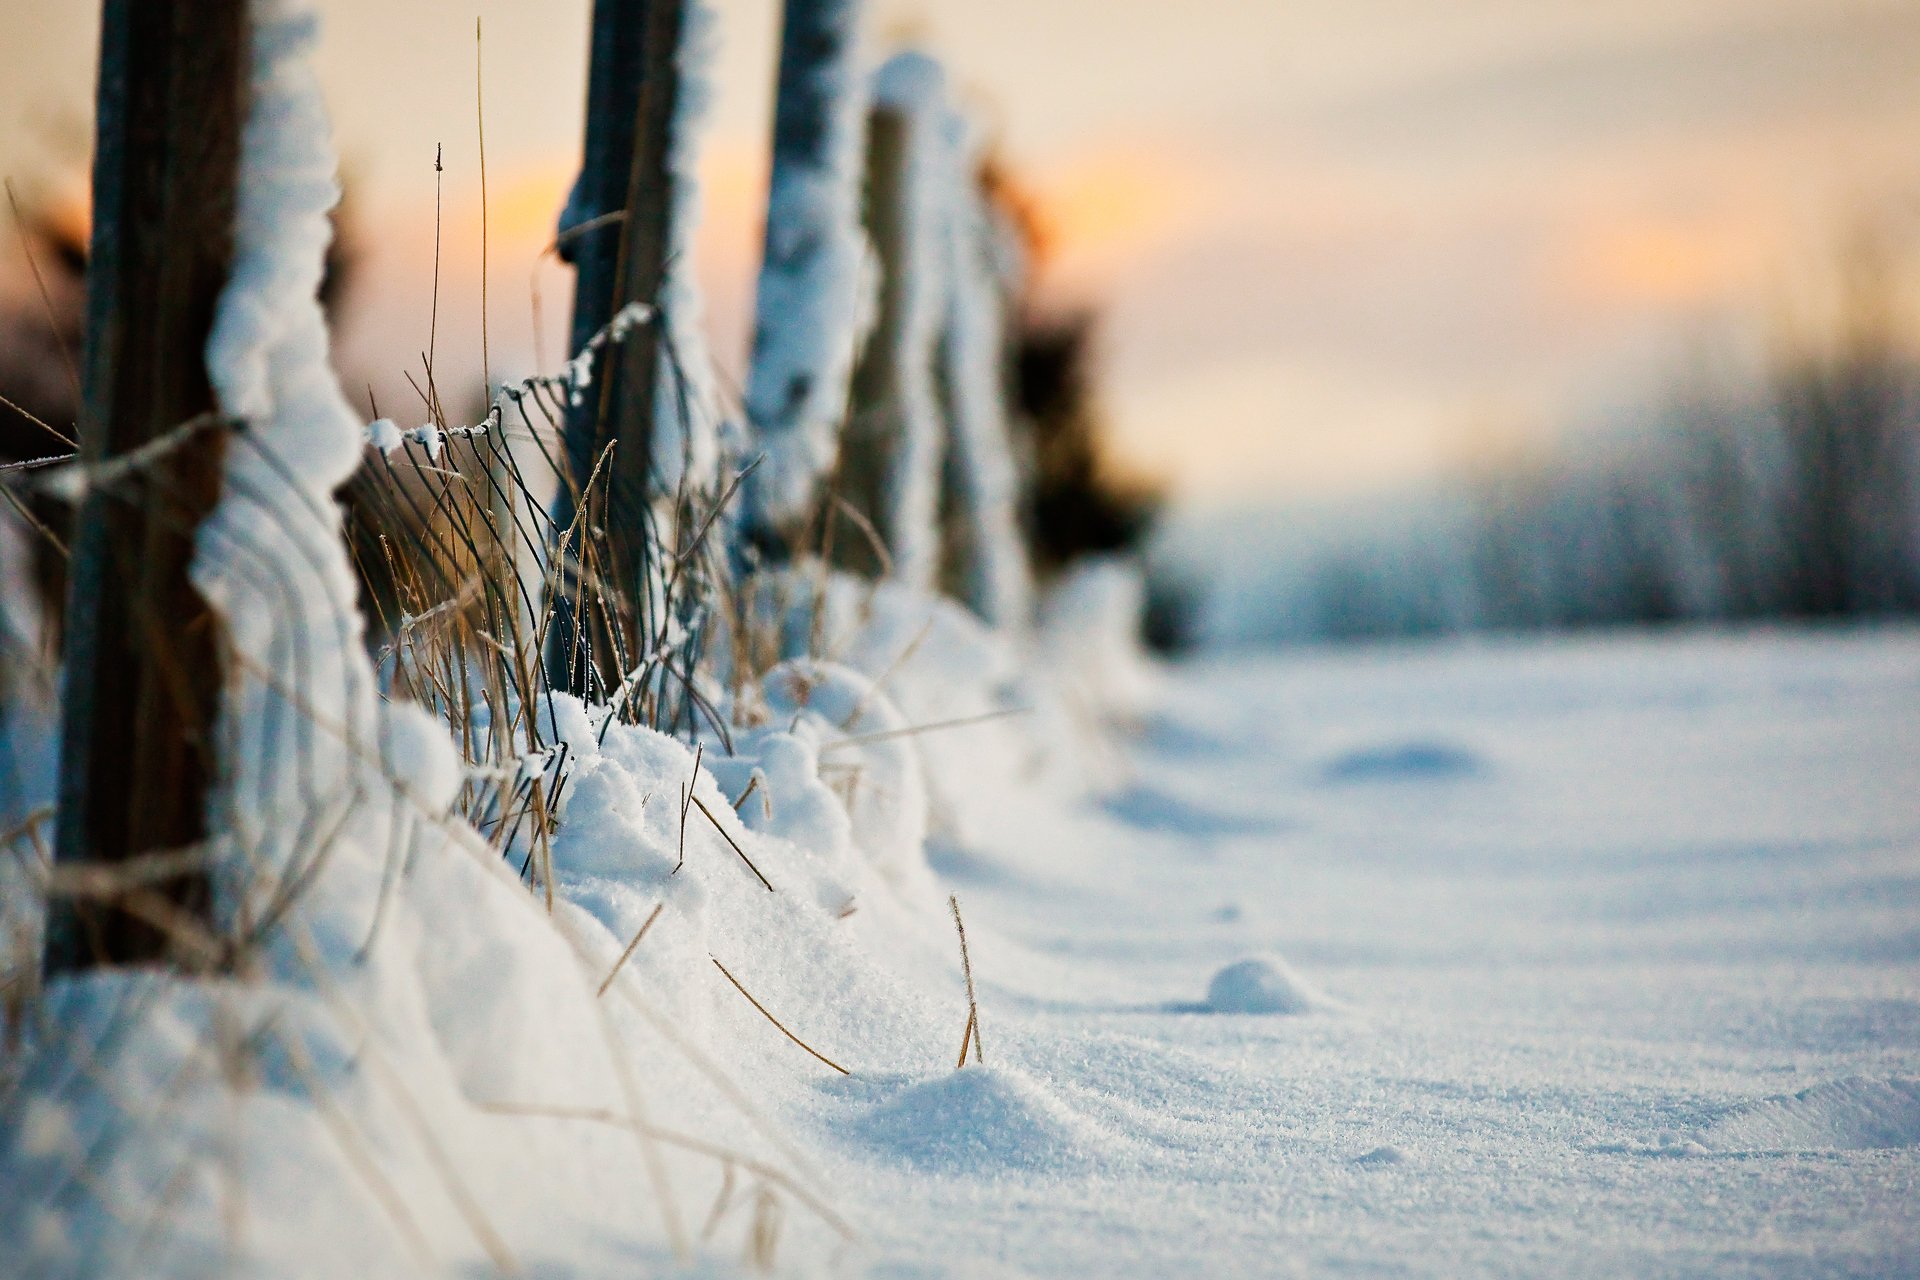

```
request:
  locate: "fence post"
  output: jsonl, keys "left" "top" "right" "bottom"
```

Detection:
{"left": 45, "top": 0, "right": 248, "bottom": 973}
{"left": 936, "top": 126, "right": 1033, "bottom": 630}
{"left": 838, "top": 54, "right": 949, "bottom": 589}
{"left": 741, "top": 0, "right": 868, "bottom": 549}
{"left": 550, "top": 0, "right": 687, "bottom": 696}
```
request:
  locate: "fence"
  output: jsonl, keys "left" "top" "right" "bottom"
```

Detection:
{"left": 11, "top": 0, "right": 1039, "bottom": 979}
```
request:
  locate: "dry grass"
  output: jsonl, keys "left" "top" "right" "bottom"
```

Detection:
{"left": 950, "top": 893, "right": 984, "bottom": 1070}
{"left": 0, "top": 298, "right": 878, "bottom": 1271}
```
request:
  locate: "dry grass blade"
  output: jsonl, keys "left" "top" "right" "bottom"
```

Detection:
{"left": 949, "top": 894, "right": 984, "bottom": 1068}
{"left": 700, "top": 1160, "right": 739, "bottom": 1242}
{"left": 674, "top": 744, "right": 703, "bottom": 873}
{"left": 709, "top": 956, "right": 850, "bottom": 1076}
{"left": 839, "top": 615, "right": 934, "bottom": 730}
{"left": 4, "top": 176, "right": 82, "bottom": 418}
{"left": 472, "top": 1100, "right": 857, "bottom": 1242}
{"left": 0, "top": 391, "right": 75, "bottom": 451}
{"left": 597, "top": 901, "right": 665, "bottom": 997}
{"left": 687, "top": 791, "right": 773, "bottom": 892}
{"left": 821, "top": 704, "right": 1030, "bottom": 752}
{"left": 269, "top": 1024, "right": 440, "bottom": 1272}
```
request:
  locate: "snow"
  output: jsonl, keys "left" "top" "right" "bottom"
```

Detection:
{"left": 19, "top": 569, "right": 1920, "bottom": 1273}
{"left": 1203, "top": 955, "right": 1323, "bottom": 1015}
{"left": 195, "top": 0, "right": 462, "bottom": 896}
{"left": 821, "top": 625, "right": 1919, "bottom": 1275}
{"left": 3, "top": 5, "right": 1916, "bottom": 1272}
{"left": 1690, "top": 1077, "right": 1920, "bottom": 1154}
{"left": 1035, "top": 555, "right": 1160, "bottom": 728}
{"left": 363, "top": 415, "right": 403, "bottom": 454}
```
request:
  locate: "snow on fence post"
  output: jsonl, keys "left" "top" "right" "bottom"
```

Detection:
{"left": 741, "top": 0, "right": 869, "bottom": 550}
{"left": 45, "top": 0, "right": 248, "bottom": 973}
{"left": 549, "top": 0, "right": 690, "bottom": 696}
{"left": 837, "top": 53, "right": 951, "bottom": 590}
{"left": 936, "top": 114, "right": 1033, "bottom": 630}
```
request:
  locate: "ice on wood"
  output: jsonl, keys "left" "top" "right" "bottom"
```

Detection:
{"left": 651, "top": 0, "right": 728, "bottom": 493}
{"left": 936, "top": 104, "right": 1033, "bottom": 629}
{"left": 743, "top": 0, "right": 872, "bottom": 530}
{"left": 864, "top": 51, "right": 954, "bottom": 594}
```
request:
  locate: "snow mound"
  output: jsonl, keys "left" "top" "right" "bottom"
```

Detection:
{"left": 1692, "top": 1077, "right": 1920, "bottom": 1153}
{"left": 1205, "top": 956, "right": 1323, "bottom": 1015}
{"left": 1352, "top": 1145, "right": 1407, "bottom": 1166}
{"left": 1320, "top": 739, "right": 1483, "bottom": 784}
{"left": 849, "top": 1067, "right": 1111, "bottom": 1175}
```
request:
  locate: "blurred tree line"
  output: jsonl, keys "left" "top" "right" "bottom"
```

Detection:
{"left": 1204, "top": 224, "right": 1920, "bottom": 645}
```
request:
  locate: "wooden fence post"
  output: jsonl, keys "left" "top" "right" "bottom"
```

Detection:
{"left": 839, "top": 54, "right": 949, "bottom": 589}
{"left": 936, "top": 131, "right": 1034, "bottom": 630}
{"left": 550, "top": 0, "right": 687, "bottom": 696}
{"left": 45, "top": 0, "right": 248, "bottom": 973}
{"left": 741, "top": 0, "right": 867, "bottom": 549}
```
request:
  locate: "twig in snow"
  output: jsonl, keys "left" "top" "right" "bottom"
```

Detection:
{"left": 673, "top": 744, "right": 702, "bottom": 873}
{"left": 598, "top": 902, "right": 666, "bottom": 998}
{"left": 687, "top": 790, "right": 774, "bottom": 891}
{"left": 950, "top": 893, "right": 984, "bottom": 1068}
{"left": 474, "top": 1100, "right": 855, "bottom": 1241}
{"left": 837, "top": 615, "right": 935, "bottom": 730}
{"left": 700, "top": 1161, "right": 739, "bottom": 1242}
{"left": 709, "top": 956, "right": 849, "bottom": 1075}
{"left": 820, "top": 705, "right": 1030, "bottom": 752}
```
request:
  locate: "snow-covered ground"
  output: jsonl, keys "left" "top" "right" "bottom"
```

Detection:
{"left": 9, "top": 597, "right": 1918, "bottom": 1276}
{"left": 11, "top": 6, "right": 1913, "bottom": 1274}
{"left": 799, "top": 624, "right": 1920, "bottom": 1276}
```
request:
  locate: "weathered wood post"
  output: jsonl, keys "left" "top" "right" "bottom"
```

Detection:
{"left": 549, "top": 0, "right": 688, "bottom": 696}
{"left": 741, "top": 0, "right": 868, "bottom": 551}
{"left": 45, "top": 0, "right": 248, "bottom": 973}
{"left": 936, "top": 128, "right": 1034, "bottom": 630}
{"left": 839, "top": 53, "right": 949, "bottom": 588}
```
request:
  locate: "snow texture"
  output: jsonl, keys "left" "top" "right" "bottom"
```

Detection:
{"left": 743, "top": 0, "right": 872, "bottom": 528}
{"left": 810, "top": 626, "right": 1920, "bottom": 1275}
{"left": 1692, "top": 1077, "right": 1920, "bottom": 1153}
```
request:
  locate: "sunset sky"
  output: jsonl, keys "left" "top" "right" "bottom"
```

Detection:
{"left": 5, "top": 0, "right": 1920, "bottom": 504}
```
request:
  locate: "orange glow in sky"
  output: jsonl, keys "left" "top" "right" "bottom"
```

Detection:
{"left": 6, "top": 0, "right": 1920, "bottom": 503}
